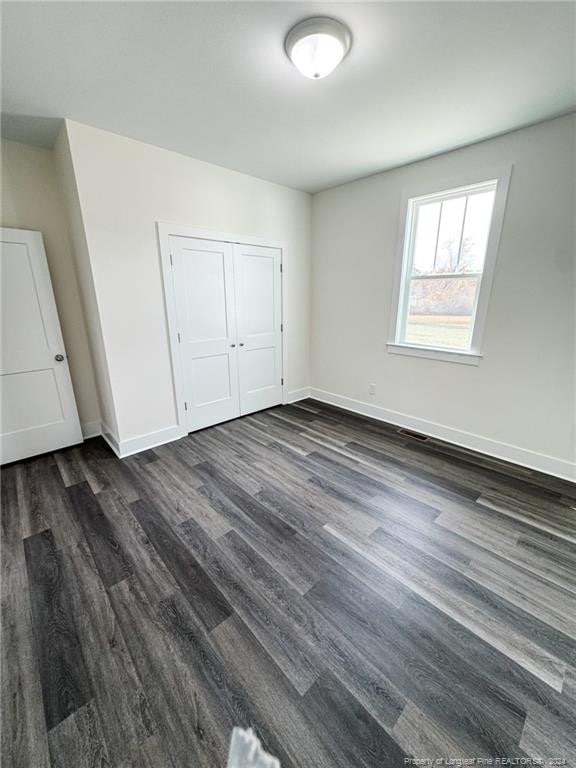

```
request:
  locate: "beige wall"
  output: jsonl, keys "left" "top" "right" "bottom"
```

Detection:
{"left": 57, "top": 120, "right": 312, "bottom": 447}
{"left": 1, "top": 139, "right": 100, "bottom": 430}
{"left": 54, "top": 128, "right": 119, "bottom": 436}
{"left": 311, "top": 115, "right": 576, "bottom": 478}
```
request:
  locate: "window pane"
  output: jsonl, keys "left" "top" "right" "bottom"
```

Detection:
{"left": 435, "top": 196, "right": 466, "bottom": 273}
{"left": 459, "top": 190, "right": 495, "bottom": 272}
{"left": 412, "top": 201, "right": 440, "bottom": 275}
{"left": 404, "top": 276, "right": 479, "bottom": 350}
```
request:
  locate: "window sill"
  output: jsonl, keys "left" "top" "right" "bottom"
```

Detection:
{"left": 386, "top": 343, "right": 482, "bottom": 366}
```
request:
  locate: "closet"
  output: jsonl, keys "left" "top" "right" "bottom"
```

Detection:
{"left": 168, "top": 235, "right": 283, "bottom": 432}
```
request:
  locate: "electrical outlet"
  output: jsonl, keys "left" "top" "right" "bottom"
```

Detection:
{"left": 368, "top": 383, "right": 376, "bottom": 396}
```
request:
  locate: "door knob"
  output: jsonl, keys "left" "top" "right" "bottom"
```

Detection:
{"left": 239, "top": 343, "right": 245, "bottom": 347}
{"left": 230, "top": 343, "right": 236, "bottom": 348}
{"left": 54, "top": 354, "right": 65, "bottom": 362}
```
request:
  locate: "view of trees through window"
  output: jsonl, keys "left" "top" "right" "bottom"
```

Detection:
{"left": 401, "top": 184, "right": 496, "bottom": 350}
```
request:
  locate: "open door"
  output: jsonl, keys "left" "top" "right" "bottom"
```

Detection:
{"left": 1, "top": 228, "right": 82, "bottom": 463}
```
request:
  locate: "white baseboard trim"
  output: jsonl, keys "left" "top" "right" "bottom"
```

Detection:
{"left": 101, "top": 422, "right": 185, "bottom": 459}
{"left": 81, "top": 420, "right": 102, "bottom": 439}
{"left": 100, "top": 423, "right": 185, "bottom": 459}
{"left": 309, "top": 388, "right": 576, "bottom": 483}
{"left": 82, "top": 421, "right": 186, "bottom": 459}
{"left": 118, "top": 425, "right": 185, "bottom": 458}
{"left": 287, "top": 387, "right": 311, "bottom": 404}
{"left": 100, "top": 422, "right": 121, "bottom": 457}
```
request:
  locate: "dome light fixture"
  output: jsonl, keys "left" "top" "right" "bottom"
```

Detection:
{"left": 285, "top": 17, "right": 352, "bottom": 80}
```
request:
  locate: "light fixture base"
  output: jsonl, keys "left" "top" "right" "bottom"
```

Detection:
{"left": 285, "top": 17, "right": 352, "bottom": 79}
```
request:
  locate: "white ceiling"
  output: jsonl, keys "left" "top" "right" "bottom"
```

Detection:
{"left": 2, "top": 2, "right": 575, "bottom": 192}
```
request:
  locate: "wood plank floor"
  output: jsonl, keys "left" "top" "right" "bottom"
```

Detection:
{"left": 2, "top": 400, "right": 576, "bottom": 767}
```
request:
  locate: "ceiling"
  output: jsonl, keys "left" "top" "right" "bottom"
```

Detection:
{"left": 2, "top": 2, "right": 575, "bottom": 192}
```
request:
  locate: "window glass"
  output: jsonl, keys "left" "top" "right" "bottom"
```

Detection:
{"left": 404, "top": 276, "right": 479, "bottom": 350}
{"left": 459, "top": 190, "right": 495, "bottom": 272}
{"left": 396, "top": 181, "right": 497, "bottom": 352}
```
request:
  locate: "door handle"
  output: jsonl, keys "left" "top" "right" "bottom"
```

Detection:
{"left": 239, "top": 343, "right": 245, "bottom": 347}
{"left": 230, "top": 343, "right": 236, "bottom": 348}
{"left": 54, "top": 354, "right": 65, "bottom": 362}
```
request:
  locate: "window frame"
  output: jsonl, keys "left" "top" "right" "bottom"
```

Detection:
{"left": 387, "top": 165, "right": 512, "bottom": 365}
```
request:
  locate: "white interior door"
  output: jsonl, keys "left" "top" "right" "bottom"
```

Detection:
{"left": 234, "top": 243, "right": 283, "bottom": 416}
{"left": 170, "top": 236, "right": 240, "bottom": 431}
{"left": 1, "top": 228, "right": 82, "bottom": 464}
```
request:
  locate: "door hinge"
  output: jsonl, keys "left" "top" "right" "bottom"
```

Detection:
{"left": 177, "top": 332, "right": 181, "bottom": 343}
{"left": 169, "top": 253, "right": 173, "bottom": 266}
{"left": 280, "top": 323, "right": 283, "bottom": 332}
{"left": 280, "top": 263, "right": 283, "bottom": 273}
{"left": 184, "top": 401, "right": 188, "bottom": 411}
{"left": 281, "top": 378, "right": 284, "bottom": 385}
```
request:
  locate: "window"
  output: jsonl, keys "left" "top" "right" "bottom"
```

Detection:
{"left": 388, "top": 168, "right": 511, "bottom": 364}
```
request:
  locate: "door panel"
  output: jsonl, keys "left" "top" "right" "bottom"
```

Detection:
{"left": 171, "top": 236, "right": 240, "bottom": 431}
{"left": 1, "top": 228, "right": 82, "bottom": 463}
{"left": 2, "top": 369, "right": 63, "bottom": 433}
{"left": 185, "top": 249, "right": 229, "bottom": 341}
{"left": 2, "top": 242, "right": 51, "bottom": 368}
{"left": 234, "top": 244, "right": 283, "bottom": 415}
{"left": 243, "top": 348, "right": 277, "bottom": 392}
{"left": 190, "top": 355, "right": 233, "bottom": 406}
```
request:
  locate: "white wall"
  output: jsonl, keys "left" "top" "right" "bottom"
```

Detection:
{"left": 54, "top": 128, "right": 119, "bottom": 437}
{"left": 311, "top": 115, "right": 575, "bottom": 478}
{"left": 7, "top": 117, "right": 571, "bottom": 474}
{"left": 1, "top": 139, "right": 101, "bottom": 433}
{"left": 57, "top": 120, "right": 312, "bottom": 449}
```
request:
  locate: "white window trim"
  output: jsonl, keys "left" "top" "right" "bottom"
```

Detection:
{"left": 387, "top": 164, "right": 512, "bottom": 364}
{"left": 387, "top": 343, "right": 482, "bottom": 365}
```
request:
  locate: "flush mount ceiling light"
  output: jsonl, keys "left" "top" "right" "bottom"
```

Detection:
{"left": 285, "top": 17, "right": 352, "bottom": 80}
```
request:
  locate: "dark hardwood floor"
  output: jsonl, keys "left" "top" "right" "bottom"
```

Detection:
{"left": 2, "top": 400, "right": 576, "bottom": 767}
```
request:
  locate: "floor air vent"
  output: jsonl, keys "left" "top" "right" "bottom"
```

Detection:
{"left": 397, "top": 428, "right": 429, "bottom": 442}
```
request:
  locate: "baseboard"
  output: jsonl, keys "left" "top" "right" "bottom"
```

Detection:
{"left": 287, "top": 387, "right": 311, "bottom": 404}
{"left": 118, "top": 424, "right": 185, "bottom": 458}
{"left": 81, "top": 420, "right": 102, "bottom": 439}
{"left": 309, "top": 388, "right": 576, "bottom": 483}
{"left": 100, "top": 422, "right": 121, "bottom": 457}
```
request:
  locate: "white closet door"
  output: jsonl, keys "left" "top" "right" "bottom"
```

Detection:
{"left": 171, "top": 236, "right": 240, "bottom": 431}
{"left": 1, "top": 228, "right": 82, "bottom": 463}
{"left": 234, "top": 243, "right": 283, "bottom": 416}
